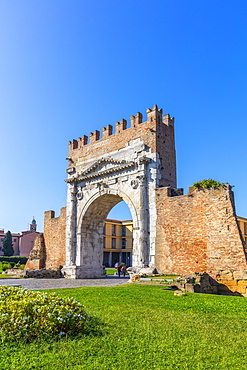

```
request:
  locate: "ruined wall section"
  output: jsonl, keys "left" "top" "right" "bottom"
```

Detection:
{"left": 67, "top": 105, "right": 176, "bottom": 189}
{"left": 155, "top": 186, "right": 247, "bottom": 277}
{"left": 25, "top": 233, "right": 46, "bottom": 270}
{"left": 43, "top": 207, "right": 66, "bottom": 269}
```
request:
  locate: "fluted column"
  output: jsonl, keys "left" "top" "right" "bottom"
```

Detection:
{"left": 65, "top": 183, "right": 77, "bottom": 266}
{"left": 137, "top": 174, "right": 149, "bottom": 267}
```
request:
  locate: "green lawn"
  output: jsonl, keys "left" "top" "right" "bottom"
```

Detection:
{"left": 1, "top": 284, "right": 247, "bottom": 369}
{"left": 146, "top": 274, "right": 180, "bottom": 280}
{"left": 105, "top": 268, "right": 128, "bottom": 275}
{"left": 105, "top": 268, "right": 117, "bottom": 275}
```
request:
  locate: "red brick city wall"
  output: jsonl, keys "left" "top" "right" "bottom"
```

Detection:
{"left": 155, "top": 186, "right": 247, "bottom": 277}
{"left": 43, "top": 207, "right": 66, "bottom": 269}
{"left": 42, "top": 188, "right": 247, "bottom": 275}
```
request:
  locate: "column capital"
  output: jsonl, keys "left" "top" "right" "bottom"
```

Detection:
{"left": 70, "top": 184, "right": 78, "bottom": 201}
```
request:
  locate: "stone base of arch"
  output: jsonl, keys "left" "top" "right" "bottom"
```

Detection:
{"left": 61, "top": 265, "right": 106, "bottom": 279}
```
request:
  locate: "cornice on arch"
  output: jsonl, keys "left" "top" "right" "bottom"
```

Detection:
{"left": 66, "top": 157, "right": 136, "bottom": 184}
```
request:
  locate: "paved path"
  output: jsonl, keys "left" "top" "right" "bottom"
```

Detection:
{"left": 0, "top": 275, "right": 130, "bottom": 290}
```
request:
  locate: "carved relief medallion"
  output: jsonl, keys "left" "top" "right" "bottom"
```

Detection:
{"left": 131, "top": 179, "right": 139, "bottom": 189}
{"left": 77, "top": 186, "right": 84, "bottom": 200}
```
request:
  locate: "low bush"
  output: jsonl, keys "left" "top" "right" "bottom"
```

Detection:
{"left": 0, "top": 256, "right": 28, "bottom": 265}
{"left": 0, "top": 286, "right": 90, "bottom": 342}
{"left": 193, "top": 179, "right": 231, "bottom": 189}
{"left": 0, "top": 262, "right": 12, "bottom": 272}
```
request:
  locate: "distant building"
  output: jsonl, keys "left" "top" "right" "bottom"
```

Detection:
{"left": 103, "top": 219, "right": 133, "bottom": 267}
{"left": 0, "top": 218, "right": 40, "bottom": 257}
{"left": 19, "top": 218, "right": 40, "bottom": 257}
{"left": 237, "top": 216, "right": 247, "bottom": 246}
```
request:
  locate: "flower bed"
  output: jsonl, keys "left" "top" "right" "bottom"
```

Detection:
{"left": 0, "top": 286, "right": 90, "bottom": 342}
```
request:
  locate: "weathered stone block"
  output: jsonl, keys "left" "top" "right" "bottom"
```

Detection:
{"left": 25, "top": 269, "right": 62, "bottom": 278}
{"left": 237, "top": 280, "right": 247, "bottom": 286}
{"left": 234, "top": 286, "right": 246, "bottom": 294}
{"left": 217, "top": 279, "right": 238, "bottom": 287}
{"left": 139, "top": 267, "right": 158, "bottom": 276}
{"left": 4, "top": 269, "right": 27, "bottom": 277}
{"left": 174, "top": 290, "right": 185, "bottom": 296}
{"left": 185, "top": 283, "right": 195, "bottom": 293}
{"left": 131, "top": 275, "right": 141, "bottom": 282}
{"left": 216, "top": 270, "right": 234, "bottom": 281}
{"left": 233, "top": 270, "right": 247, "bottom": 281}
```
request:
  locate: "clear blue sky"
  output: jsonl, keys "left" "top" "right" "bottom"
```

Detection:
{"left": 0, "top": 0, "right": 247, "bottom": 232}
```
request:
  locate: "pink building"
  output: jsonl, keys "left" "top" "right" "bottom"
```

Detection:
{"left": 0, "top": 218, "right": 40, "bottom": 257}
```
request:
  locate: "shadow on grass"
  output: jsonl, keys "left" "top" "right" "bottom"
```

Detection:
{"left": 82, "top": 315, "right": 106, "bottom": 338}
{"left": 48, "top": 315, "right": 107, "bottom": 343}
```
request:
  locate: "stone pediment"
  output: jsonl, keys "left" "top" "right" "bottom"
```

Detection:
{"left": 66, "top": 158, "right": 135, "bottom": 183}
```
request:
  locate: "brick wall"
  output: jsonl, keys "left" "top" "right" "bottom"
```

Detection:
{"left": 42, "top": 188, "right": 247, "bottom": 275}
{"left": 155, "top": 186, "right": 247, "bottom": 277}
{"left": 43, "top": 207, "right": 66, "bottom": 269}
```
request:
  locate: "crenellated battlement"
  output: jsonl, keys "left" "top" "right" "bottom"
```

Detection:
{"left": 102, "top": 124, "right": 113, "bottom": 139}
{"left": 130, "top": 112, "right": 143, "bottom": 127}
{"left": 68, "top": 104, "right": 174, "bottom": 151}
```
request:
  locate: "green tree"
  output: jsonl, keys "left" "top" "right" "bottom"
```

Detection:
{"left": 2, "top": 231, "right": 14, "bottom": 256}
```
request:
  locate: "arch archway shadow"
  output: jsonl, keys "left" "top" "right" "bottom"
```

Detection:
{"left": 63, "top": 190, "right": 139, "bottom": 279}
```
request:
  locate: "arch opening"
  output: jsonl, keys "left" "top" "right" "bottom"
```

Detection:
{"left": 104, "top": 201, "right": 133, "bottom": 268}
{"left": 76, "top": 192, "right": 137, "bottom": 277}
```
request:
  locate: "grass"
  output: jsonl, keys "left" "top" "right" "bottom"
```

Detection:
{"left": 147, "top": 274, "right": 180, "bottom": 280}
{"left": 0, "top": 273, "right": 13, "bottom": 278}
{"left": 1, "top": 284, "right": 247, "bottom": 369}
{"left": 105, "top": 269, "right": 128, "bottom": 275}
{"left": 105, "top": 268, "right": 117, "bottom": 275}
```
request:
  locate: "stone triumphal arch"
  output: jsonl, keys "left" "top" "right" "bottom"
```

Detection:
{"left": 61, "top": 105, "right": 177, "bottom": 278}
{"left": 27, "top": 104, "right": 247, "bottom": 279}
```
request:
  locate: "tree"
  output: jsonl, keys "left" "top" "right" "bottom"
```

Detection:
{"left": 3, "top": 231, "right": 14, "bottom": 256}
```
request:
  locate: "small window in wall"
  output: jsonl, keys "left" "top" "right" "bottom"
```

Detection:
{"left": 122, "top": 239, "right": 126, "bottom": 249}
{"left": 112, "top": 238, "right": 116, "bottom": 249}
{"left": 122, "top": 225, "right": 126, "bottom": 237}
{"left": 0, "top": 247, "right": 2, "bottom": 251}
{"left": 112, "top": 225, "right": 116, "bottom": 236}
{"left": 13, "top": 239, "right": 16, "bottom": 242}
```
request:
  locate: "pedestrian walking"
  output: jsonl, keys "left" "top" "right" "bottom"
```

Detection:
{"left": 117, "top": 264, "right": 122, "bottom": 277}
{"left": 121, "top": 265, "right": 127, "bottom": 277}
